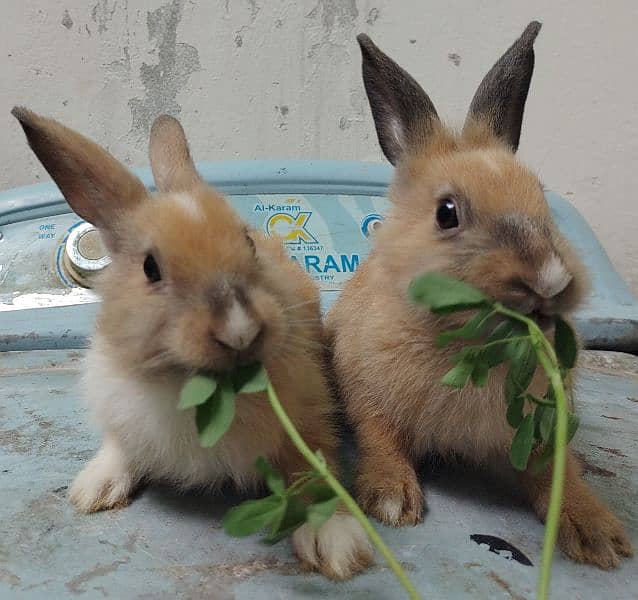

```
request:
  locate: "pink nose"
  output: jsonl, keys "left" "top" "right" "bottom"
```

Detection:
{"left": 214, "top": 301, "right": 262, "bottom": 352}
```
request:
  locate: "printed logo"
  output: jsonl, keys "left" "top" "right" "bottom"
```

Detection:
{"left": 361, "top": 213, "right": 383, "bottom": 238}
{"left": 266, "top": 211, "right": 318, "bottom": 244}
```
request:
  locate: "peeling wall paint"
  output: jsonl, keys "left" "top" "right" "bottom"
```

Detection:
{"left": 1, "top": 0, "right": 637, "bottom": 293}
{"left": 128, "top": 0, "right": 201, "bottom": 142}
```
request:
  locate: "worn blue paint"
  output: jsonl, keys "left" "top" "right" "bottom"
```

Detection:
{"left": 1, "top": 161, "right": 637, "bottom": 352}
{"left": 0, "top": 349, "right": 635, "bottom": 598}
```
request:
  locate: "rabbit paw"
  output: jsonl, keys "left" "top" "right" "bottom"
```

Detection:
{"left": 69, "top": 440, "right": 135, "bottom": 513}
{"left": 357, "top": 467, "right": 424, "bottom": 527}
{"left": 558, "top": 501, "right": 633, "bottom": 569}
{"left": 292, "top": 511, "right": 374, "bottom": 580}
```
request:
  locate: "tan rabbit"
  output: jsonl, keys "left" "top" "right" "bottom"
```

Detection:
{"left": 12, "top": 108, "right": 373, "bottom": 580}
{"left": 327, "top": 23, "right": 633, "bottom": 569}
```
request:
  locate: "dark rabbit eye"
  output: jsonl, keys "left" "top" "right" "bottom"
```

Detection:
{"left": 143, "top": 254, "right": 162, "bottom": 283}
{"left": 245, "top": 230, "right": 256, "bottom": 255}
{"left": 436, "top": 198, "right": 459, "bottom": 230}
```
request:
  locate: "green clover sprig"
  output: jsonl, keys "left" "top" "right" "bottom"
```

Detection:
{"left": 409, "top": 272, "right": 578, "bottom": 600}
{"left": 179, "top": 364, "right": 420, "bottom": 599}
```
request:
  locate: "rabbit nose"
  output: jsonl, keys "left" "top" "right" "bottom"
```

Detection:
{"left": 215, "top": 300, "right": 262, "bottom": 352}
{"left": 532, "top": 255, "right": 573, "bottom": 299}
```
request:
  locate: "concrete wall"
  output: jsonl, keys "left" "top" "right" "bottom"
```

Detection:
{"left": 2, "top": 1, "right": 637, "bottom": 293}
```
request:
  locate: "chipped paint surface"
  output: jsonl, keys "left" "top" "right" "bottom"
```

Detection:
{"left": 1, "top": 1, "right": 637, "bottom": 293}
{"left": 128, "top": 0, "right": 201, "bottom": 142}
{"left": 0, "top": 348, "right": 636, "bottom": 597}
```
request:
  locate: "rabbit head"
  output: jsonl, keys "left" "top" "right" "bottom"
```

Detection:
{"left": 12, "top": 109, "right": 305, "bottom": 374}
{"left": 358, "top": 22, "right": 587, "bottom": 325}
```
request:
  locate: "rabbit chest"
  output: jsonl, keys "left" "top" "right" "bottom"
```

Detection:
{"left": 81, "top": 344, "right": 285, "bottom": 490}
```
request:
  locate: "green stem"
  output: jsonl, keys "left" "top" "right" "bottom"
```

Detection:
{"left": 535, "top": 359, "right": 568, "bottom": 600}
{"left": 266, "top": 383, "right": 421, "bottom": 600}
{"left": 473, "top": 335, "right": 531, "bottom": 350}
{"left": 494, "top": 304, "right": 567, "bottom": 600}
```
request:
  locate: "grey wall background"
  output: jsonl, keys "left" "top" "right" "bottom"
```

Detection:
{"left": 2, "top": 1, "right": 637, "bottom": 292}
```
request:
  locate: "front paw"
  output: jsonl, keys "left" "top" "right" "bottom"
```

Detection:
{"left": 558, "top": 500, "right": 633, "bottom": 569}
{"left": 292, "top": 511, "right": 374, "bottom": 580}
{"left": 69, "top": 441, "right": 135, "bottom": 513}
{"left": 356, "top": 467, "right": 424, "bottom": 527}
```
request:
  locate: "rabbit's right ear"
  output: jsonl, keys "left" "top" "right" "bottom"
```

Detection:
{"left": 12, "top": 107, "right": 148, "bottom": 249}
{"left": 357, "top": 34, "right": 440, "bottom": 166}
{"left": 149, "top": 115, "right": 202, "bottom": 193}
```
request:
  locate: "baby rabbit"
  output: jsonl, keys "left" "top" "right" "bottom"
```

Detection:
{"left": 327, "top": 23, "right": 632, "bottom": 569}
{"left": 12, "top": 108, "right": 373, "bottom": 579}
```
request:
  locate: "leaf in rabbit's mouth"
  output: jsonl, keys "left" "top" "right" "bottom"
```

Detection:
{"left": 178, "top": 364, "right": 269, "bottom": 448}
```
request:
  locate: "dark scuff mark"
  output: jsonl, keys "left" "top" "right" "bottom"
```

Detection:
{"left": 128, "top": 0, "right": 201, "bottom": 144}
{"left": 275, "top": 105, "right": 289, "bottom": 130}
{"left": 66, "top": 558, "right": 130, "bottom": 593}
{"left": 62, "top": 10, "right": 73, "bottom": 30}
{"left": 339, "top": 116, "right": 351, "bottom": 130}
{"left": 448, "top": 52, "right": 461, "bottom": 66}
{"left": 470, "top": 534, "right": 533, "bottom": 566}
{"left": 600, "top": 414, "right": 621, "bottom": 420}
{"left": 168, "top": 557, "right": 299, "bottom": 583}
{"left": 576, "top": 452, "right": 616, "bottom": 478}
{"left": 488, "top": 571, "right": 527, "bottom": 600}
{"left": 366, "top": 7, "right": 379, "bottom": 25}
{"left": 234, "top": 34, "right": 243, "bottom": 47}
{"left": 593, "top": 445, "right": 626, "bottom": 457}
{"left": 92, "top": 0, "right": 118, "bottom": 34}
{"left": 409, "top": 38, "right": 416, "bottom": 44}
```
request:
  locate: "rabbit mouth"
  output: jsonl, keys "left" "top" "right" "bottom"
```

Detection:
{"left": 528, "top": 309, "right": 554, "bottom": 331}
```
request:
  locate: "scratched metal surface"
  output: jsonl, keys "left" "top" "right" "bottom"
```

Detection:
{"left": 0, "top": 349, "right": 636, "bottom": 600}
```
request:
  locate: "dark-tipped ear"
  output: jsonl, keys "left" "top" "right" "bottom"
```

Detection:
{"left": 357, "top": 34, "right": 440, "bottom": 166}
{"left": 464, "top": 21, "right": 542, "bottom": 152}
{"left": 12, "top": 106, "right": 147, "bottom": 248}
{"left": 149, "top": 115, "right": 202, "bottom": 193}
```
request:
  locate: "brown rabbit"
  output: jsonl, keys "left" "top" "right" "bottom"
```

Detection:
{"left": 12, "top": 108, "right": 373, "bottom": 580}
{"left": 327, "top": 22, "right": 633, "bottom": 569}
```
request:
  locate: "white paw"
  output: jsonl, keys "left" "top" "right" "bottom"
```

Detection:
{"left": 69, "top": 439, "right": 134, "bottom": 513}
{"left": 292, "top": 511, "right": 374, "bottom": 580}
{"left": 377, "top": 496, "right": 404, "bottom": 524}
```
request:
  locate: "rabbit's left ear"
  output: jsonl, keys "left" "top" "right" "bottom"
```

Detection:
{"left": 464, "top": 21, "right": 542, "bottom": 152}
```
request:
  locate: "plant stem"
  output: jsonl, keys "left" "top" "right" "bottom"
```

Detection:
{"left": 266, "top": 383, "right": 421, "bottom": 600}
{"left": 535, "top": 359, "right": 568, "bottom": 600}
{"left": 494, "top": 303, "right": 567, "bottom": 600}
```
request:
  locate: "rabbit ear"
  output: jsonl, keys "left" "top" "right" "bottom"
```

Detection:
{"left": 149, "top": 115, "right": 202, "bottom": 193}
{"left": 464, "top": 21, "right": 542, "bottom": 152}
{"left": 12, "top": 106, "right": 148, "bottom": 248}
{"left": 357, "top": 34, "right": 440, "bottom": 166}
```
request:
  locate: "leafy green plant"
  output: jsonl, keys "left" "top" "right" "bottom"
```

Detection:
{"left": 179, "top": 364, "right": 420, "bottom": 599}
{"left": 409, "top": 272, "right": 579, "bottom": 600}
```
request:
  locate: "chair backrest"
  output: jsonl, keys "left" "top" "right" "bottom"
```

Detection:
{"left": 1, "top": 161, "right": 637, "bottom": 352}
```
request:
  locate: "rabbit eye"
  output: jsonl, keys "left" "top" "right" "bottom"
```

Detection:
{"left": 436, "top": 198, "right": 459, "bottom": 230}
{"left": 245, "top": 230, "right": 256, "bottom": 255}
{"left": 143, "top": 253, "right": 162, "bottom": 283}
